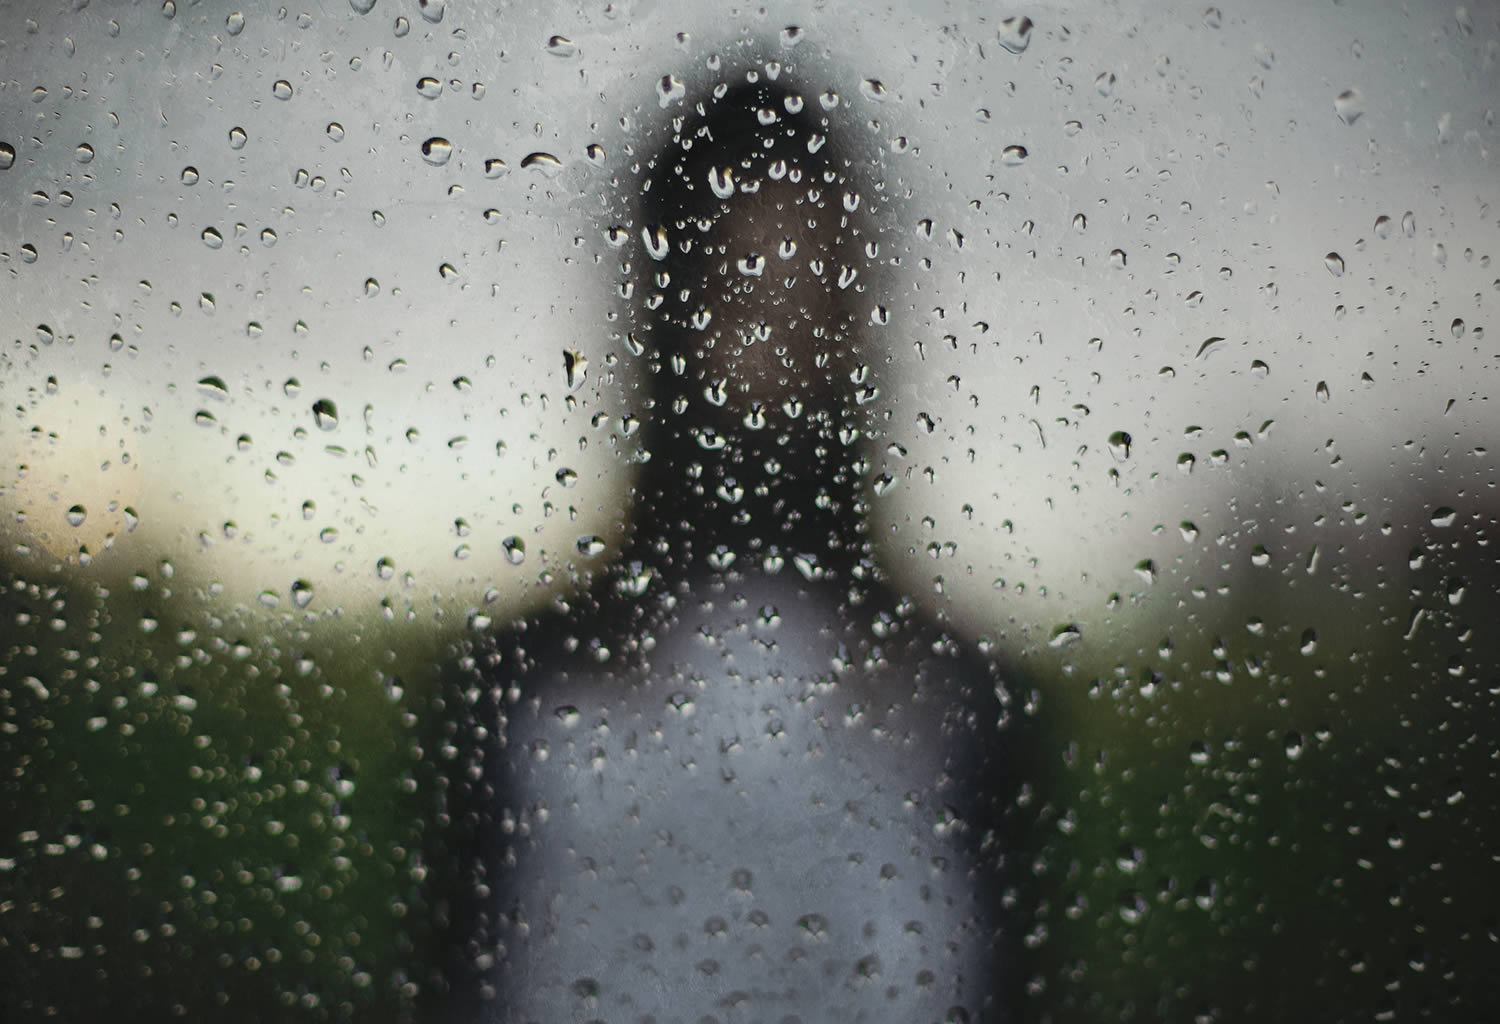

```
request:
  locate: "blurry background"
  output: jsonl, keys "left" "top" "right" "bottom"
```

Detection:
{"left": 1, "top": 0, "right": 1496, "bottom": 1020}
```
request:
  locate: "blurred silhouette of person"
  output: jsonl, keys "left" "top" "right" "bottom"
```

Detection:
{"left": 446, "top": 65, "right": 1030, "bottom": 1022}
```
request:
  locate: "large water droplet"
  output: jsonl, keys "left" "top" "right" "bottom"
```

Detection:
{"left": 421, "top": 137, "right": 453, "bottom": 165}
{"left": 272, "top": 79, "right": 293, "bottom": 100}
{"left": 1334, "top": 89, "right": 1364, "bottom": 125}
{"left": 312, "top": 398, "right": 339, "bottom": 430}
{"left": 563, "top": 349, "right": 588, "bottom": 391}
{"left": 417, "top": 76, "right": 442, "bottom": 99}
{"left": 0, "top": 142, "right": 15, "bottom": 170}
{"left": 520, "top": 151, "right": 562, "bottom": 176}
{"left": 997, "top": 15, "right": 1034, "bottom": 53}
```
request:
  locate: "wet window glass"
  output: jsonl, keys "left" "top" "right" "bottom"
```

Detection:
{"left": 2, "top": 2, "right": 1495, "bottom": 1021}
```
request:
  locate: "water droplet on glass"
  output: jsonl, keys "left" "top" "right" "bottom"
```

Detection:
{"left": 657, "top": 74, "right": 686, "bottom": 107}
{"left": 1323, "top": 251, "right": 1344, "bottom": 276}
{"left": 75, "top": 143, "right": 94, "bottom": 164}
{"left": 417, "top": 76, "right": 443, "bottom": 99}
{"left": 197, "top": 375, "right": 228, "bottom": 397}
{"left": 708, "top": 165, "right": 735, "bottom": 199}
{"left": 201, "top": 227, "right": 223, "bottom": 249}
{"left": 1195, "top": 336, "right": 1225, "bottom": 360}
{"left": 563, "top": 349, "right": 588, "bottom": 391}
{"left": 576, "top": 535, "right": 606, "bottom": 557}
{"left": 1401, "top": 210, "right": 1415, "bottom": 236}
{"left": 1373, "top": 214, "right": 1391, "bottom": 239}
{"left": 1049, "top": 624, "right": 1082, "bottom": 649}
{"left": 1335, "top": 89, "right": 1364, "bottom": 125}
{"left": 997, "top": 15, "right": 1034, "bottom": 53}
{"left": 1001, "top": 144, "right": 1028, "bottom": 166}
{"left": 1107, "top": 430, "right": 1132, "bottom": 460}
{"left": 229, "top": 126, "right": 248, "bottom": 149}
{"left": 65, "top": 505, "right": 87, "bottom": 527}
{"left": 520, "top": 151, "right": 563, "bottom": 175}
{"left": 272, "top": 80, "right": 293, "bottom": 100}
{"left": 1094, "top": 71, "right": 1117, "bottom": 96}
{"left": 860, "top": 78, "right": 887, "bottom": 102}
{"left": 1430, "top": 506, "right": 1457, "bottom": 527}
{"left": 643, "top": 224, "right": 669, "bottom": 261}
{"left": 312, "top": 398, "right": 339, "bottom": 430}
{"left": 350, "top": 0, "right": 376, "bottom": 12}
{"left": 502, "top": 536, "right": 526, "bottom": 565}
{"left": 417, "top": 0, "right": 444, "bottom": 23}
{"left": 226, "top": 11, "right": 245, "bottom": 34}
{"left": 421, "top": 137, "right": 453, "bottom": 165}
{"left": 545, "top": 35, "right": 576, "bottom": 57}
{"left": 0, "top": 142, "right": 15, "bottom": 170}
{"left": 483, "top": 158, "right": 509, "bottom": 178}
{"left": 291, "top": 579, "right": 314, "bottom": 608}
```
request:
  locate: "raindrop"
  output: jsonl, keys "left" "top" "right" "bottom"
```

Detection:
{"left": 1400, "top": 210, "right": 1415, "bottom": 236}
{"left": 417, "top": 0, "right": 444, "bottom": 23}
{"left": 197, "top": 375, "right": 229, "bottom": 397}
{"left": 997, "top": 15, "right": 1034, "bottom": 54}
{"left": 75, "top": 143, "right": 94, "bottom": 164}
{"left": 421, "top": 137, "right": 453, "bottom": 165}
{"left": 1107, "top": 430, "right": 1132, "bottom": 460}
{"left": 484, "top": 158, "right": 508, "bottom": 177}
{"left": 1094, "top": 71, "right": 1117, "bottom": 96}
{"left": 1283, "top": 731, "right": 1304, "bottom": 760}
{"left": 860, "top": 79, "right": 888, "bottom": 102}
{"left": 1334, "top": 89, "right": 1364, "bottom": 125}
{"left": 520, "top": 151, "right": 563, "bottom": 175}
{"left": 312, "top": 398, "right": 339, "bottom": 430}
{"left": 1451, "top": 318, "right": 1465, "bottom": 339}
{"left": 1195, "top": 336, "right": 1225, "bottom": 360}
{"left": 291, "top": 579, "right": 314, "bottom": 608}
{"left": 201, "top": 227, "right": 223, "bottom": 249}
{"left": 657, "top": 74, "right": 686, "bottom": 107}
{"left": 272, "top": 80, "right": 293, "bottom": 100}
{"left": 226, "top": 11, "right": 245, "bottom": 34}
{"left": 66, "top": 505, "right": 87, "bottom": 527}
{"left": 780, "top": 25, "right": 803, "bottom": 46}
{"left": 1430, "top": 506, "right": 1457, "bottom": 527}
{"left": 576, "top": 535, "right": 606, "bottom": 557}
{"left": 502, "top": 536, "right": 526, "bottom": 564}
{"left": 643, "top": 224, "right": 669, "bottom": 260}
{"left": 364, "top": 277, "right": 380, "bottom": 296}
{"left": 229, "top": 126, "right": 248, "bottom": 149}
{"left": 1001, "top": 144, "right": 1028, "bottom": 166}
{"left": 1373, "top": 214, "right": 1391, "bottom": 239}
{"left": 180, "top": 165, "right": 199, "bottom": 185}
{"left": 545, "top": 35, "right": 576, "bottom": 57}
{"left": 349, "top": 0, "right": 376, "bottom": 12}
{"left": 0, "top": 142, "right": 15, "bottom": 170}
{"left": 1049, "top": 624, "right": 1082, "bottom": 649}
{"left": 563, "top": 349, "right": 588, "bottom": 391}
{"left": 709, "top": 166, "right": 735, "bottom": 199}
{"left": 417, "top": 76, "right": 443, "bottom": 99}
{"left": 1323, "top": 251, "right": 1344, "bottom": 276}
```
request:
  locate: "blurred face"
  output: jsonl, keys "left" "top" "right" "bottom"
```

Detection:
{"left": 652, "top": 99, "right": 856, "bottom": 431}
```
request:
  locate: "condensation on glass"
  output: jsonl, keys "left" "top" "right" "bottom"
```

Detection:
{"left": 0, "top": 1, "right": 1495, "bottom": 1021}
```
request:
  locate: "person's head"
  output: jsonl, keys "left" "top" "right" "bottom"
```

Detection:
{"left": 639, "top": 76, "right": 863, "bottom": 431}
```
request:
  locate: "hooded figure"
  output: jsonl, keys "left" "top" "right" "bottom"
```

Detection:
{"left": 447, "top": 67, "right": 1029, "bottom": 1022}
